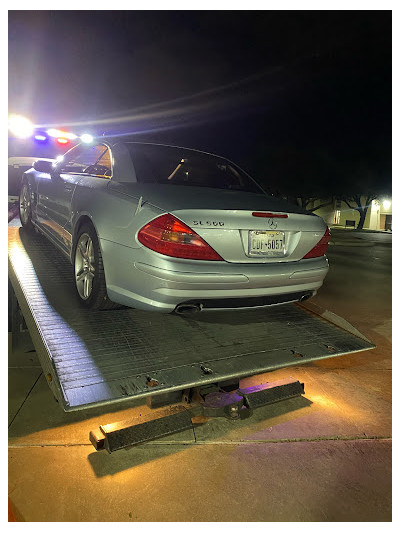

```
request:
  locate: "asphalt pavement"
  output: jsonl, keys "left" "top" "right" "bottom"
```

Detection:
{"left": 330, "top": 227, "right": 392, "bottom": 246}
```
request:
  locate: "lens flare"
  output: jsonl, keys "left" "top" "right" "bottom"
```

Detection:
{"left": 64, "top": 132, "right": 77, "bottom": 140}
{"left": 80, "top": 133, "right": 94, "bottom": 143}
{"left": 9, "top": 114, "right": 34, "bottom": 139}
{"left": 46, "top": 128, "right": 63, "bottom": 138}
{"left": 47, "top": 129, "right": 76, "bottom": 140}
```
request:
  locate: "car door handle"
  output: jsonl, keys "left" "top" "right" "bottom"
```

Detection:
{"left": 64, "top": 184, "right": 74, "bottom": 192}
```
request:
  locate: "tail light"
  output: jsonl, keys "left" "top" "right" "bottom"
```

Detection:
{"left": 138, "top": 214, "right": 223, "bottom": 260}
{"left": 303, "top": 227, "right": 330, "bottom": 259}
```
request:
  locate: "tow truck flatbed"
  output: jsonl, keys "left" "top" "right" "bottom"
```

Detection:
{"left": 8, "top": 225, "right": 375, "bottom": 412}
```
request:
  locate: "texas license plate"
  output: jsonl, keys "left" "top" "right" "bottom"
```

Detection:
{"left": 248, "top": 231, "right": 285, "bottom": 256}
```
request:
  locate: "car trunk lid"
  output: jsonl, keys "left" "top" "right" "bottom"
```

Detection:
{"left": 109, "top": 182, "right": 312, "bottom": 215}
{"left": 170, "top": 208, "right": 327, "bottom": 263}
{"left": 109, "top": 182, "right": 327, "bottom": 263}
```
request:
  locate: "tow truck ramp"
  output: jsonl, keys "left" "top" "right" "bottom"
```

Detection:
{"left": 9, "top": 225, "right": 375, "bottom": 417}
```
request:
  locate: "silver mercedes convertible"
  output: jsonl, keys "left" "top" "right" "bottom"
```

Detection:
{"left": 19, "top": 139, "right": 330, "bottom": 313}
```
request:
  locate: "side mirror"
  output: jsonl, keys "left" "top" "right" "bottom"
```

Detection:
{"left": 33, "top": 159, "right": 55, "bottom": 173}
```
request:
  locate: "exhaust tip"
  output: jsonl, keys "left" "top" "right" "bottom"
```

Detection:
{"left": 299, "top": 291, "right": 314, "bottom": 302}
{"left": 175, "top": 303, "right": 203, "bottom": 314}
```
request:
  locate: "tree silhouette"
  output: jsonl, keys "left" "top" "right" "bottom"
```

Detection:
{"left": 337, "top": 159, "right": 390, "bottom": 230}
{"left": 253, "top": 146, "right": 391, "bottom": 229}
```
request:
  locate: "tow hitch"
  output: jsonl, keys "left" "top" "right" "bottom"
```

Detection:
{"left": 89, "top": 378, "right": 304, "bottom": 453}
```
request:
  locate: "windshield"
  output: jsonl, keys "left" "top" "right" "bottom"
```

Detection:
{"left": 125, "top": 144, "right": 264, "bottom": 194}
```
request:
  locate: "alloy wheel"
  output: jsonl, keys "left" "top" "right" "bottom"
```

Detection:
{"left": 75, "top": 233, "right": 95, "bottom": 299}
{"left": 19, "top": 184, "right": 31, "bottom": 225}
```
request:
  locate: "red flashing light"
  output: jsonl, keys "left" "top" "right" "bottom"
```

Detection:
{"left": 252, "top": 212, "right": 288, "bottom": 218}
{"left": 56, "top": 137, "right": 69, "bottom": 145}
{"left": 303, "top": 227, "right": 330, "bottom": 259}
{"left": 138, "top": 214, "right": 223, "bottom": 260}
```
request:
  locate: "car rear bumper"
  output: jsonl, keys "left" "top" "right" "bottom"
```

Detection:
{"left": 101, "top": 239, "right": 329, "bottom": 312}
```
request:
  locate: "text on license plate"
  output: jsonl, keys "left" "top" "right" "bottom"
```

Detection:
{"left": 249, "top": 231, "right": 285, "bottom": 256}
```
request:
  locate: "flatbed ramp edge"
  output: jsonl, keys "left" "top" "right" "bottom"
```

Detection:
{"left": 8, "top": 225, "right": 375, "bottom": 412}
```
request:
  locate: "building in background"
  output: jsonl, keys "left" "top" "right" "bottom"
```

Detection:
{"left": 309, "top": 197, "right": 392, "bottom": 231}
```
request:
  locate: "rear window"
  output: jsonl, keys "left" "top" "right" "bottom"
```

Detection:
{"left": 126, "top": 144, "right": 263, "bottom": 193}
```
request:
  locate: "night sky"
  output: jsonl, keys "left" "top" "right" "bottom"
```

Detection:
{"left": 8, "top": 10, "right": 392, "bottom": 196}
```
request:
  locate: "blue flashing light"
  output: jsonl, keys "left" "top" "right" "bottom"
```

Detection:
{"left": 34, "top": 134, "right": 48, "bottom": 142}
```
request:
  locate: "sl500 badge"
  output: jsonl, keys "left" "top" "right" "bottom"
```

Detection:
{"left": 193, "top": 220, "right": 225, "bottom": 227}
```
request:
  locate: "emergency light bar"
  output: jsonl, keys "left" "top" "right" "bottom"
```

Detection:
{"left": 8, "top": 114, "right": 94, "bottom": 145}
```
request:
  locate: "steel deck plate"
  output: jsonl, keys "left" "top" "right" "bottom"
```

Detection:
{"left": 8, "top": 226, "right": 375, "bottom": 411}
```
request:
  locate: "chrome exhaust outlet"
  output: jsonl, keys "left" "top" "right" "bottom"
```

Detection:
{"left": 299, "top": 291, "right": 315, "bottom": 303}
{"left": 175, "top": 303, "right": 203, "bottom": 314}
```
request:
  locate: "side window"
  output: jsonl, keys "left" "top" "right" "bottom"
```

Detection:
{"left": 59, "top": 144, "right": 112, "bottom": 178}
{"left": 96, "top": 148, "right": 112, "bottom": 176}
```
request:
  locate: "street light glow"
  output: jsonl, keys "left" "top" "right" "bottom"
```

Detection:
{"left": 8, "top": 114, "right": 34, "bottom": 138}
{"left": 383, "top": 200, "right": 391, "bottom": 210}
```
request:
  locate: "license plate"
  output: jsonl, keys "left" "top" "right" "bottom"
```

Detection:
{"left": 248, "top": 231, "right": 285, "bottom": 257}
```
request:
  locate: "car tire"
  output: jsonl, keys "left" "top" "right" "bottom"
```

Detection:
{"left": 73, "top": 223, "right": 119, "bottom": 310}
{"left": 19, "top": 181, "right": 34, "bottom": 231}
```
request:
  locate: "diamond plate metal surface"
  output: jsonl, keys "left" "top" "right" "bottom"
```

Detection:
{"left": 8, "top": 226, "right": 375, "bottom": 411}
